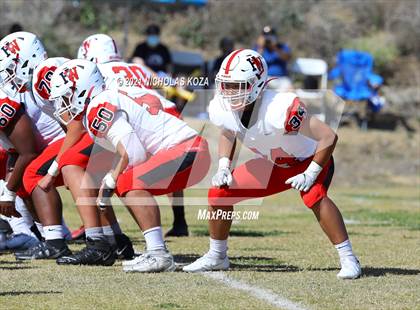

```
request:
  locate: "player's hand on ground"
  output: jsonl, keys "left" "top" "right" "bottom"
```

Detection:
{"left": 212, "top": 167, "right": 233, "bottom": 187}
{"left": 37, "top": 174, "right": 56, "bottom": 191}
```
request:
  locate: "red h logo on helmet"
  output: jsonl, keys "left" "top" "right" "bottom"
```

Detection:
{"left": 1, "top": 39, "right": 21, "bottom": 57}
{"left": 59, "top": 67, "right": 79, "bottom": 84}
{"left": 247, "top": 56, "right": 265, "bottom": 79}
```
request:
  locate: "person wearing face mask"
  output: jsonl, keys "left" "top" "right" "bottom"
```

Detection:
{"left": 131, "top": 24, "right": 172, "bottom": 74}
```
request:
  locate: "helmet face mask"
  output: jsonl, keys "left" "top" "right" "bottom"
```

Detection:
{"left": 0, "top": 58, "right": 26, "bottom": 97}
{"left": 53, "top": 88, "right": 82, "bottom": 125}
{"left": 215, "top": 77, "right": 254, "bottom": 111}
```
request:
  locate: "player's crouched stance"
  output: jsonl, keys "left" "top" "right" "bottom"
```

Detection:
{"left": 183, "top": 49, "right": 361, "bottom": 279}
{"left": 49, "top": 60, "right": 210, "bottom": 272}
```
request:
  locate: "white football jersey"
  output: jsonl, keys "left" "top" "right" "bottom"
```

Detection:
{"left": 98, "top": 62, "right": 176, "bottom": 110}
{"left": 0, "top": 89, "right": 64, "bottom": 152}
{"left": 209, "top": 91, "right": 317, "bottom": 166}
{"left": 84, "top": 89, "right": 196, "bottom": 166}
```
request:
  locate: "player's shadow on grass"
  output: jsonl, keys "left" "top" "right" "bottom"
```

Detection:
{"left": 362, "top": 266, "right": 420, "bottom": 277}
{"left": 174, "top": 254, "right": 300, "bottom": 272}
{"left": 306, "top": 266, "right": 420, "bottom": 277}
{"left": 192, "top": 228, "right": 294, "bottom": 237}
{"left": 0, "top": 260, "right": 37, "bottom": 271}
{"left": 0, "top": 291, "right": 62, "bottom": 297}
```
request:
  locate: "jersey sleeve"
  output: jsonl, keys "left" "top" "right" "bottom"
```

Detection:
{"left": 86, "top": 100, "right": 119, "bottom": 138}
{"left": 266, "top": 93, "right": 307, "bottom": 134}
{"left": 0, "top": 96, "right": 22, "bottom": 129}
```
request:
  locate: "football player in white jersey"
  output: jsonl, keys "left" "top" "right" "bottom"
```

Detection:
{"left": 49, "top": 59, "right": 210, "bottom": 272}
{"left": 183, "top": 49, "right": 361, "bottom": 279}
{"left": 77, "top": 34, "right": 188, "bottom": 237}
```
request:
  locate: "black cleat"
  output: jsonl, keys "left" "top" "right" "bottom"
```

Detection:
{"left": 15, "top": 242, "right": 72, "bottom": 260}
{"left": 165, "top": 224, "right": 189, "bottom": 237}
{"left": 56, "top": 238, "right": 115, "bottom": 266}
{"left": 115, "top": 234, "right": 135, "bottom": 260}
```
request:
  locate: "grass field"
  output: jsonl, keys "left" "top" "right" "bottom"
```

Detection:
{"left": 0, "top": 184, "right": 419, "bottom": 310}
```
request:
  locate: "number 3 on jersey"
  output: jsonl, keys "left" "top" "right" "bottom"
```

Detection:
{"left": 0, "top": 98, "right": 20, "bottom": 128}
{"left": 88, "top": 102, "right": 117, "bottom": 137}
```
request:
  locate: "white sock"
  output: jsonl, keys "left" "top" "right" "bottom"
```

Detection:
{"left": 35, "top": 222, "right": 45, "bottom": 238}
{"left": 335, "top": 239, "right": 355, "bottom": 260}
{"left": 15, "top": 197, "right": 34, "bottom": 227}
{"left": 85, "top": 226, "right": 106, "bottom": 241}
{"left": 143, "top": 227, "right": 165, "bottom": 251}
{"left": 208, "top": 238, "right": 228, "bottom": 259}
{"left": 44, "top": 225, "right": 64, "bottom": 240}
{"left": 111, "top": 221, "right": 122, "bottom": 235}
{"left": 8, "top": 217, "right": 32, "bottom": 236}
{"left": 102, "top": 225, "right": 116, "bottom": 246}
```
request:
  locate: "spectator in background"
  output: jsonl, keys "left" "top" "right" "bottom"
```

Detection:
{"left": 9, "top": 23, "right": 23, "bottom": 34}
{"left": 210, "top": 37, "right": 235, "bottom": 81}
{"left": 255, "top": 25, "right": 292, "bottom": 91}
{"left": 131, "top": 24, "right": 172, "bottom": 74}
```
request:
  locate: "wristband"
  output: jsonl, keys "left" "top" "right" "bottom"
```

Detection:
{"left": 218, "top": 157, "right": 231, "bottom": 170}
{"left": 305, "top": 161, "right": 323, "bottom": 179}
{"left": 103, "top": 172, "right": 116, "bottom": 189}
{"left": 47, "top": 160, "right": 60, "bottom": 177}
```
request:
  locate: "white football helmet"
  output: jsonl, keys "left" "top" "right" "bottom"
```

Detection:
{"left": 49, "top": 59, "right": 105, "bottom": 125}
{"left": 32, "top": 57, "right": 69, "bottom": 116}
{"left": 0, "top": 31, "right": 47, "bottom": 97}
{"left": 77, "top": 34, "right": 122, "bottom": 64}
{"left": 215, "top": 49, "right": 267, "bottom": 111}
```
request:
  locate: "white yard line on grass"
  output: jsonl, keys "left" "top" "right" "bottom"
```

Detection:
{"left": 204, "top": 272, "right": 309, "bottom": 310}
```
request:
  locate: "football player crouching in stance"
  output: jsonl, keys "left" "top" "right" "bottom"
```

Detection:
{"left": 49, "top": 59, "right": 210, "bottom": 272}
{"left": 77, "top": 33, "right": 189, "bottom": 237}
{"left": 183, "top": 49, "right": 361, "bottom": 280}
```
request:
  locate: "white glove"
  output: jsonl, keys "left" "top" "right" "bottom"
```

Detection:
{"left": 0, "top": 180, "right": 16, "bottom": 202}
{"left": 212, "top": 157, "right": 233, "bottom": 187}
{"left": 285, "top": 161, "right": 323, "bottom": 192}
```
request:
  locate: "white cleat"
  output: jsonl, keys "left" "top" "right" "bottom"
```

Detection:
{"left": 337, "top": 256, "right": 362, "bottom": 279}
{"left": 123, "top": 250, "right": 175, "bottom": 273}
{"left": 182, "top": 253, "right": 230, "bottom": 272}
{"left": 122, "top": 254, "right": 144, "bottom": 268}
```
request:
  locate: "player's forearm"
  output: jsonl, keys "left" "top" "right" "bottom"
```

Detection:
{"left": 218, "top": 130, "right": 236, "bottom": 160}
{"left": 111, "top": 142, "right": 129, "bottom": 181}
{"left": 7, "top": 153, "right": 37, "bottom": 191}
{"left": 313, "top": 133, "right": 337, "bottom": 167}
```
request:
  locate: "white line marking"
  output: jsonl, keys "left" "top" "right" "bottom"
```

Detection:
{"left": 204, "top": 272, "right": 309, "bottom": 310}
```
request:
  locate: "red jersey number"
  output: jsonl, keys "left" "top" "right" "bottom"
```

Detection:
{"left": 112, "top": 65, "right": 149, "bottom": 89}
{"left": 88, "top": 102, "right": 117, "bottom": 137}
{"left": 285, "top": 97, "right": 307, "bottom": 134}
{"left": 0, "top": 98, "right": 20, "bottom": 129}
